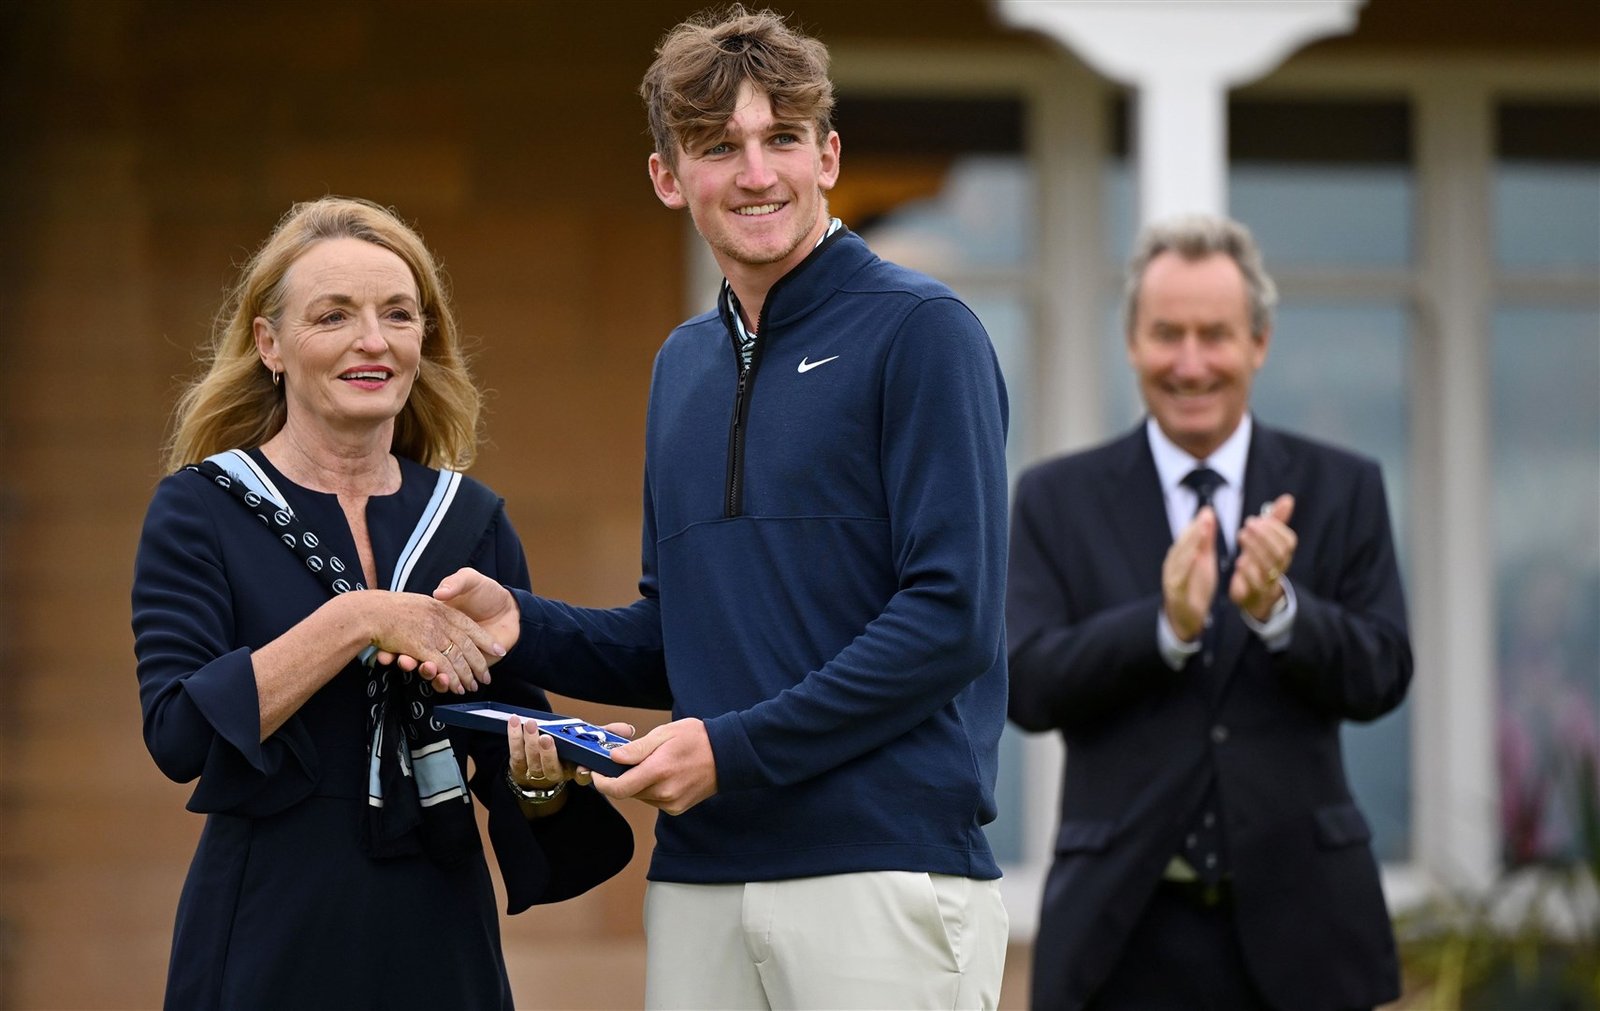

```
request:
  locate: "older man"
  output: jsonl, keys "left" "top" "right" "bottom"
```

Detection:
{"left": 1008, "top": 214, "right": 1411, "bottom": 1011}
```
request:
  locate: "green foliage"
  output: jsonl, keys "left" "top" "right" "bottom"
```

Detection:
{"left": 1395, "top": 754, "right": 1600, "bottom": 1011}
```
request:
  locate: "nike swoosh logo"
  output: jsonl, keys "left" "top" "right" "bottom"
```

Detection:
{"left": 797, "top": 355, "right": 840, "bottom": 374}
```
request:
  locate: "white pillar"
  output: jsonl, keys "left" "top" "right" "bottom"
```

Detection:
{"left": 995, "top": 0, "right": 1365, "bottom": 222}
{"left": 1412, "top": 75, "right": 1501, "bottom": 894}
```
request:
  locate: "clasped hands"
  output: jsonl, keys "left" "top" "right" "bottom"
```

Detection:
{"left": 1162, "top": 494, "right": 1297, "bottom": 643}
{"left": 375, "top": 568, "right": 719, "bottom": 816}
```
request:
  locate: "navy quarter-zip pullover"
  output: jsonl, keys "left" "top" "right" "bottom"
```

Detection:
{"left": 507, "top": 228, "right": 1011, "bottom": 883}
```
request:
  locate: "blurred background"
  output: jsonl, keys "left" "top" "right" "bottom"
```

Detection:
{"left": 0, "top": 1, "right": 1595, "bottom": 1007}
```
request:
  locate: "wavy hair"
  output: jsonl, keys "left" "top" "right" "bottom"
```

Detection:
{"left": 163, "top": 196, "right": 480, "bottom": 472}
{"left": 640, "top": 4, "right": 834, "bottom": 169}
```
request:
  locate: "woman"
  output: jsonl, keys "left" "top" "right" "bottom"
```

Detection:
{"left": 133, "top": 196, "right": 632, "bottom": 1010}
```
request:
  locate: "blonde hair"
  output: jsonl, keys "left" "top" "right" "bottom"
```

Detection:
{"left": 163, "top": 196, "right": 480, "bottom": 472}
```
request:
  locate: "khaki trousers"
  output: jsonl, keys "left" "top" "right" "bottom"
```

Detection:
{"left": 643, "top": 871, "right": 1007, "bottom": 1010}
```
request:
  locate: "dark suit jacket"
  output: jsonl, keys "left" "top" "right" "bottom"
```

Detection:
{"left": 1007, "top": 420, "right": 1412, "bottom": 1011}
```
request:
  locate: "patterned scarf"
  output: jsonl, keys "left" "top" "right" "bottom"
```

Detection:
{"left": 192, "top": 450, "right": 483, "bottom": 864}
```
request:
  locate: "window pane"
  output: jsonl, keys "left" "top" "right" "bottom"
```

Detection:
{"left": 833, "top": 96, "right": 1031, "bottom": 268}
{"left": 847, "top": 155, "right": 1034, "bottom": 269}
{"left": 1492, "top": 305, "right": 1600, "bottom": 867}
{"left": 1229, "top": 99, "right": 1413, "bottom": 267}
{"left": 1103, "top": 159, "right": 1138, "bottom": 269}
{"left": 1494, "top": 101, "right": 1600, "bottom": 268}
{"left": 1231, "top": 165, "right": 1412, "bottom": 267}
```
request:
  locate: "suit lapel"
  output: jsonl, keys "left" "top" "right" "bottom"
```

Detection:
{"left": 1240, "top": 422, "right": 1292, "bottom": 534}
{"left": 1103, "top": 426, "right": 1172, "bottom": 588}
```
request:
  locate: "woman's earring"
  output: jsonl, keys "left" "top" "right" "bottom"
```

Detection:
{"left": 272, "top": 370, "right": 281, "bottom": 387}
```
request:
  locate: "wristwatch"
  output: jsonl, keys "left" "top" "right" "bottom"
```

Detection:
{"left": 505, "top": 765, "right": 567, "bottom": 804}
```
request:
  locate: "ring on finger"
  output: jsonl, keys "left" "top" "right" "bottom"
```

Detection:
{"left": 441, "top": 642, "right": 456, "bottom": 658}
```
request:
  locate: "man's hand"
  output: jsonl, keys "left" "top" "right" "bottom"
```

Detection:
{"left": 370, "top": 567, "right": 519, "bottom": 676}
{"left": 433, "top": 567, "right": 522, "bottom": 650}
{"left": 362, "top": 590, "right": 501, "bottom": 694}
{"left": 590, "top": 718, "right": 718, "bottom": 816}
{"left": 1231, "top": 494, "right": 1296, "bottom": 621}
{"left": 1162, "top": 507, "right": 1221, "bottom": 642}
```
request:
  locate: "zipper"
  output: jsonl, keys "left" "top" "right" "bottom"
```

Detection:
{"left": 723, "top": 303, "right": 768, "bottom": 518}
{"left": 718, "top": 225, "right": 846, "bottom": 519}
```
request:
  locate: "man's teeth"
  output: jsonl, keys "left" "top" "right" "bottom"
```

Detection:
{"left": 735, "top": 203, "right": 782, "bottom": 216}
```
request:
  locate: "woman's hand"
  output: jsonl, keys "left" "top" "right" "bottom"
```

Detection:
{"left": 372, "top": 568, "right": 520, "bottom": 683}
{"left": 365, "top": 589, "right": 506, "bottom": 695}
{"left": 506, "top": 715, "right": 636, "bottom": 818}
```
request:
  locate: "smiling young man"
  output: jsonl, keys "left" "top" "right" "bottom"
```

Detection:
{"left": 1007, "top": 214, "right": 1412, "bottom": 1011}
{"left": 429, "top": 5, "right": 1011, "bottom": 1009}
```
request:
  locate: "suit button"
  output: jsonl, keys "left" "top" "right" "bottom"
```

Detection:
{"left": 1210, "top": 724, "right": 1229, "bottom": 744}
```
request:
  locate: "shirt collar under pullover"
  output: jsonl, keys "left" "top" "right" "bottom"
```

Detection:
{"left": 723, "top": 217, "right": 845, "bottom": 373}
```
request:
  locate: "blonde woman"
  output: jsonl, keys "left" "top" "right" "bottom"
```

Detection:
{"left": 134, "top": 197, "right": 631, "bottom": 1010}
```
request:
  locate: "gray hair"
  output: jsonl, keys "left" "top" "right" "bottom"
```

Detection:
{"left": 1123, "top": 214, "right": 1278, "bottom": 338}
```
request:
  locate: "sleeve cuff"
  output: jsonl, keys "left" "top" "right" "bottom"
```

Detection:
{"left": 183, "top": 647, "right": 319, "bottom": 816}
{"left": 703, "top": 710, "right": 764, "bottom": 792}
{"left": 1241, "top": 578, "right": 1297, "bottom": 651}
{"left": 1158, "top": 611, "right": 1203, "bottom": 671}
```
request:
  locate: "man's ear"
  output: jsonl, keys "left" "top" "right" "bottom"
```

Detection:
{"left": 818, "top": 130, "right": 841, "bottom": 192}
{"left": 253, "top": 316, "right": 280, "bottom": 373}
{"left": 649, "top": 152, "right": 687, "bottom": 210}
{"left": 1252, "top": 326, "right": 1272, "bottom": 369}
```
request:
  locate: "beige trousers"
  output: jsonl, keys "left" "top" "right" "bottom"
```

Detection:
{"left": 643, "top": 871, "right": 1007, "bottom": 1010}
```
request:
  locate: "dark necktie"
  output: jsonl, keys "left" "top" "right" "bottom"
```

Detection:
{"left": 1177, "top": 465, "right": 1230, "bottom": 886}
{"left": 1181, "top": 466, "right": 1228, "bottom": 572}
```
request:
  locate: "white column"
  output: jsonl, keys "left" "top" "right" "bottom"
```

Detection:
{"left": 1138, "top": 78, "right": 1227, "bottom": 226}
{"left": 1412, "top": 75, "right": 1500, "bottom": 893}
{"left": 996, "top": 0, "right": 1365, "bottom": 221}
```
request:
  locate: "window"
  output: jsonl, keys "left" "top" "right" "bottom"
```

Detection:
{"left": 1491, "top": 99, "right": 1600, "bottom": 868}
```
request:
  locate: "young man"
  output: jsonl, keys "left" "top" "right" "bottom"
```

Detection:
{"left": 433, "top": 6, "right": 1011, "bottom": 1007}
{"left": 1007, "top": 214, "right": 1411, "bottom": 1010}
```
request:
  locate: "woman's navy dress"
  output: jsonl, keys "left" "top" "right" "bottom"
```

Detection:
{"left": 133, "top": 451, "right": 632, "bottom": 1010}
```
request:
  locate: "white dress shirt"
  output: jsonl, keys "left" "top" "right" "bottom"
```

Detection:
{"left": 1148, "top": 416, "right": 1296, "bottom": 667}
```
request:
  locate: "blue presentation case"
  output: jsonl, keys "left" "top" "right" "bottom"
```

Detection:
{"left": 433, "top": 701, "right": 631, "bottom": 777}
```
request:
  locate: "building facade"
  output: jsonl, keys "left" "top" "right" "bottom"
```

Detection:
{"left": 0, "top": 1, "right": 1595, "bottom": 1006}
